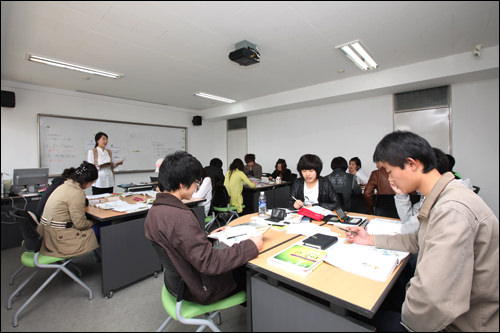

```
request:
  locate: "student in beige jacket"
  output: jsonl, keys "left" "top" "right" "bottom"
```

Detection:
{"left": 346, "top": 131, "right": 499, "bottom": 332}
{"left": 37, "top": 161, "right": 99, "bottom": 258}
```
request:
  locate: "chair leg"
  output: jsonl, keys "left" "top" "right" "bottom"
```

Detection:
{"left": 7, "top": 270, "right": 38, "bottom": 310}
{"left": 35, "top": 255, "right": 93, "bottom": 300}
{"left": 176, "top": 301, "right": 221, "bottom": 332}
{"left": 13, "top": 267, "right": 62, "bottom": 327}
{"left": 67, "top": 261, "right": 83, "bottom": 277}
{"left": 9, "top": 265, "right": 26, "bottom": 285}
{"left": 156, "top": 316, "right": 173, "bottom": 332}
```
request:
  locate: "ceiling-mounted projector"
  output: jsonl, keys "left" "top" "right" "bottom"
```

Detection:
{"left": 228, "top": 40, "right": 260, "bottom": 66}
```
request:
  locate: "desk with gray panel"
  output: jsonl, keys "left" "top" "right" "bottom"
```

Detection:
{"left": 242, "top": 181, "right": 292, "bottom": 215}
{"left": 85, "top": 195, "right": 205, "bottom": 298}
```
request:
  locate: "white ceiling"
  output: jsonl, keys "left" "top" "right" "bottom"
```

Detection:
{"left": 1, "top": 1, "right": 499, "bottom": 112}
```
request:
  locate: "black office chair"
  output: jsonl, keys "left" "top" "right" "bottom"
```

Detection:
{"left": 151, "top": 241, "right": 246, "bottom": 332}
{"left": 336, "top": 193, "right": 345, "bottom": 211}
{"left": 373, "top": 194, "right": 400, "bottom": 219}
{"left": 350, "top": 193, "right": 369, "bottom": 214}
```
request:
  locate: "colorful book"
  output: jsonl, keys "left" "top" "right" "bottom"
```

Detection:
{"left": 267, "top": 243, "right": 327, "bottom": 276}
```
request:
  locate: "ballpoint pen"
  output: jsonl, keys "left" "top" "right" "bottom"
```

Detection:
{"left": 291, "top": 196, "right": 305, "bottom": 208}
{"left": 336, "top": 226, "right": 358, "bottom": 236}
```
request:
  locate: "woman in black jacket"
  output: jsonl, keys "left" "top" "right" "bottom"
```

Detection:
{"left": 287, "top": 154, "right": 339, "bottom": 211}
{"left": 269, "top": 158, "right": 293, "bottom": 182}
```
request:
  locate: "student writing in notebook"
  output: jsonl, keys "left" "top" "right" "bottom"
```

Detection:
{"left": 346, "top": 131, "right": 499, "bottom": 332}
{"left": 287, "top": 154, "right": 339, "bottom": 211}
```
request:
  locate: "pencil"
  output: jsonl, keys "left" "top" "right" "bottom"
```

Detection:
{"left": 337, "top": 226, "right": 358, "bottom": 236}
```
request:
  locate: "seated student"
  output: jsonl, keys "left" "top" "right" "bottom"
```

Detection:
{"left": 224, "top": 158, "right": 257, "bottom": 213}
{"left": 393, "top": 147, "right": 449, "bottom": 234}
{"left": 287, "top": 154, "right": 339, "bottom": 211}
{"left": 326, "top": 156, "right": 362, "bottom": 211}
{"left": 345, "top": 131, "right": 499, "bottom": 332}
{"left": 363, "top": 161, "right": 396, "bottom": 214}
{"left": 204, "top": 157, "right": 225, "bottom": 186}
{"left": 37, "top": 161, "right": 99, "bottom": 258}
{"left": 243, "top": 153, "right": 263, "bottom": 179}
{"left": 348, "top": 157, "right": 370, "bottom": 185}
{"left": 192, "top": 168, "right": 213, "bottom": 217}
{"left": 269, "top": 158, "right": 293, "bottom": 182}
{"left": 144, "top": 151, "right": 263, "bottom": 305}
{"left": 446, "top": 154, "right": 473, "bottom": 190}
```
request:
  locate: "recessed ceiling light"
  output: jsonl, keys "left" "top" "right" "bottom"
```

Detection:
{"left": 194, "top": 92, "right": 236, "bottom": 103}
{"left": 335, "top": 40, "right": 378, "bottom": 71}
{"left": 27, "top": 54, "right": 123, "bottom": 79}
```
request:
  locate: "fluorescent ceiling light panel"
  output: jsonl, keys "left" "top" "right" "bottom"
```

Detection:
{"left": 335, "top": 40, "right": 378, "bottom": 71}
{"left": 194, "top": 92, "right": 236, "bottom": 103}
{"left": 28, "top": 54, "right": 123, "bottom": 79}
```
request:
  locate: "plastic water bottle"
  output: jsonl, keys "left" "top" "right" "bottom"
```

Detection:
{"left": 258, "top": 191, "right": 267, "bottom": 217}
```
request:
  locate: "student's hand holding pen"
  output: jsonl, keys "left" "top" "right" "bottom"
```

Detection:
{"left": 292, "top": 196, "right": 305, "bottom": 210}
{"left": 249, "top": 235, "right": 264, "bottom": 251}
{"left": 345, "top": 226, "right": 375, "bottom": 246}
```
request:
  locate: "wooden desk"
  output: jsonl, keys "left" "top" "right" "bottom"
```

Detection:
{"left": 229, "top": 213, "right": 406, "bottom": 331}
{"left": 85, "top": 194, "right": 205, "bottom": 298}
{"left": 242, "top": 181, "right": 291, "bottom": 215}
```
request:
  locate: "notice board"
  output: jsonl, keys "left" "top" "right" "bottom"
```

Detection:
{"left": 38, "top": 114, "right": 187, "bottom": 176}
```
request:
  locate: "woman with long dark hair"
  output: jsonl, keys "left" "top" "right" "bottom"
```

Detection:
{"left": 224, "top": 158, "right": 256, "bottom": 213}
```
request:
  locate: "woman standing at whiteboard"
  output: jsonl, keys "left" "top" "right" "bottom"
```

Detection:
{"left": 87, "top": 132, "right": 123, "bottom": 195}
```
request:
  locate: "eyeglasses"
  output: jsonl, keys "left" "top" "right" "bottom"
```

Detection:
{"left": 194, "top": 180, "right": 201, "bottom": 190}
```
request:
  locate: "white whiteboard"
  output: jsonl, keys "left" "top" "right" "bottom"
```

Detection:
{"left": 38, "top": 114, "right": 187, "bottom": 176}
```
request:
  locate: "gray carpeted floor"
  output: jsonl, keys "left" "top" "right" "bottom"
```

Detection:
{"left": 1, "top": 246, "right": 248, "bottom": 332}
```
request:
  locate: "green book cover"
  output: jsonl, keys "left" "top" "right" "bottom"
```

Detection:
{"left": 269, "top": 244, "right": 327, "bottom": 270}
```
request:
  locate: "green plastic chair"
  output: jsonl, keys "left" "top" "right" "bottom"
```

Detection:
{"left": 151, "top": 242, "right": 246, "bottom": 332}
{"left": 213, "top": 204, "right": 242, "bottom": 226}
{"left": 6, "top": 210, "right": 93, "bottom": 327}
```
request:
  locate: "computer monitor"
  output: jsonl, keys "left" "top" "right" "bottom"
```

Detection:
{"left": 12, "top": 168, "right": 49, "bottom": 193}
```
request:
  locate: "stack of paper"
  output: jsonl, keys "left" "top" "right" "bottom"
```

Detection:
{"left": 324, "top": 238, "right": 409, "bottom": 282}
{"left": 96, "top": 200, "right": 151, "bottom": 213}
{"left": 366, "top": 218, "right": 403, "bottom": 235}
{"left": 208, "top": 221, "right": 269, "bottom": 246}
{"left": 267, "top": 242, "right": 328, "bottom": 276}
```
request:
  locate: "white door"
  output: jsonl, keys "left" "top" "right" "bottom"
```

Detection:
{"left": 394, "top": 107, "right": 451, "bottom": 153}
{"left": 227, "top": 129, "right": 247, "bottom": 166}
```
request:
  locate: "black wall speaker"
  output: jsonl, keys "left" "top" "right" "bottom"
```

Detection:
{"left": 1, "top": 90, "right": 16, "bottom": 108}
{"left": 192, "top": 115, "right": 202, "bottom": 126}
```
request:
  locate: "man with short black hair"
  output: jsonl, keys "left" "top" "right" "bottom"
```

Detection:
{"left": 347, "top": 131, "right": 499, "bottom": 332}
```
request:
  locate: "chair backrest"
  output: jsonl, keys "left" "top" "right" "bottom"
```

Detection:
{"left": 190, "top": 206, "right": 206, "bottom": 232}
{"left": 374, "top": 194, "right": 400, "bottom": 219}
{"left": 151, "top": 241, "right": 185, "bottom": 302}
{"left": 16, "top": 210, "right": 42, "bottom": 252}
{"left": 336, "top": 192, "right": 345, "bottom": 211}
{"left": 212, "top": 184, "right": 230, "bottom": 207}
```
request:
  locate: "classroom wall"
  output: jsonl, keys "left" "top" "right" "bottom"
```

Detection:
{"left": 0, "top": 81, "right": 219, "bottom": 195}
{"left": 242, "top": 77, "right": 499, "bottom": 217}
